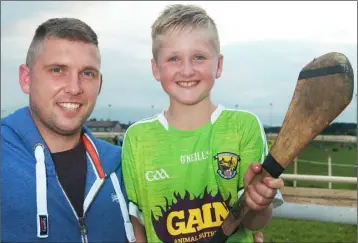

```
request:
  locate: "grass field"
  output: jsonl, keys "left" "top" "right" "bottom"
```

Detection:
{"left": 279, "top": 140, "right": 357, "bottom": 190}
{"left": 261, "top": 218, "right": 357, "bottom": 243}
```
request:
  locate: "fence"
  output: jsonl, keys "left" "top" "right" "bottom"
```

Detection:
{"left": 288, "top": 157, "right": 356, "bottom": 189}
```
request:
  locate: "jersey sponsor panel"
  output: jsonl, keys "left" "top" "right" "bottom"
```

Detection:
{"left": 151, "top": 188, "right": 232, "bottom": 243}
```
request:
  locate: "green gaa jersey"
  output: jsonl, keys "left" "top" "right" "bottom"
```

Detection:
{"left": 122, "top": 105, "right": 283, "bottom": 243}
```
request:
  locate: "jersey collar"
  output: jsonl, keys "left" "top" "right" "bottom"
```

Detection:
{"left": 157, "top": 104, "right": 225, "bottom": 131}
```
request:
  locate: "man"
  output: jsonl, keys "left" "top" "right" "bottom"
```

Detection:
{"left": 1, "top": 18, "right": 135, "bottom": 243}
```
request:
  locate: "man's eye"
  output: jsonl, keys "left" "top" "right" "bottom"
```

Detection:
{"left": 195, "top": 55, "right": 205, "bottom": 60}
{"left": 52, "top": 67, "right": 62, "bottom": 73}
{"left": 83, "top": 71, "right": 94, "bottom": 77}
{"left": 169, "top": 57, "right": 178, "bottom": 62}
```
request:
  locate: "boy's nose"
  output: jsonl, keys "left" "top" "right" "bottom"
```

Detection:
{"left": 181, "top": 61, "right": 195, "bottom": 77}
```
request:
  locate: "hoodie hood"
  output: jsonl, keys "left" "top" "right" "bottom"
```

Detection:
{"left": 1, "top": 106, "right": 120, "bottom": 176}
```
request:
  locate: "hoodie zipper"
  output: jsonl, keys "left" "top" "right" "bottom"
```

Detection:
{"left": 56, "top": 175, "right": 88, "bottom": 243}
{"left": 78, "top": 217, "right": 88, "bottom": 243}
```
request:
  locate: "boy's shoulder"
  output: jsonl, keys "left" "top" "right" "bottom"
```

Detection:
{"left": 218, "top": 106, "right": 262, "bottom": 125}
{"left": 124, "top": 114, "right": 164, "bottom": 138}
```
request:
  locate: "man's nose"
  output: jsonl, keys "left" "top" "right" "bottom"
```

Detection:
{"left": 64, "top": 72, "right": 83, "bottom": 95}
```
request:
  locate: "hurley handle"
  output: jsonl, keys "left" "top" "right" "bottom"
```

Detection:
{"left": 209, "top": 153, "right": 283, "bottom": 242}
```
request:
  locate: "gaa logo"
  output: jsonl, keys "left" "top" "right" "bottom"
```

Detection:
{"left": 145, "top": 169, "right": 169, "bottom": 182}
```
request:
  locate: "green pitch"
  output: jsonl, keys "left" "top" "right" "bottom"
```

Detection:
{"left": 261, "top": 218, "right": 356, "bottom": 243}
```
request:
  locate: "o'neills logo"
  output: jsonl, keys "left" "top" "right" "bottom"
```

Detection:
{"left": 151, "top": 188, "right": 232, "bottom": 243}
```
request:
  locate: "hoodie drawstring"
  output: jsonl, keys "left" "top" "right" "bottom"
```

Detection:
{"left": 35, "top": 144, "right": 49, "bottom": 238}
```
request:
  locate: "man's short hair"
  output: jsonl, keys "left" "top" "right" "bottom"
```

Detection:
{"left": 151, "top": 4, "right": 220, "bottom": 60}
{"left": 26, "top": 18, "right": 99, "bottom": 68}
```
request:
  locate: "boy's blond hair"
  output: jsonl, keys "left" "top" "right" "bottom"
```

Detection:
{"left": 151, "top": 4, "right": 220, "bottom": 60}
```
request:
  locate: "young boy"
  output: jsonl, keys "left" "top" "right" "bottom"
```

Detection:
{"left": 122, "top": 4, "right": 284, "bottom": 243}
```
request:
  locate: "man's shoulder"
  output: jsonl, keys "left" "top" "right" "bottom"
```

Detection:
{"left": 93, "top": 137, "right": 121, "bottom": 158}
{"left": 1, "top": 123, "right": 26, "bottom": 154}
{"left": 84, "top": 131, "right": 122, "bottom": 174}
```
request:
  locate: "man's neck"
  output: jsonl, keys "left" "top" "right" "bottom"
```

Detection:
{"left": 32, "top": 117, "right": 82, "bottom": 153}
{"left": 43, "top": 130, "right": 81, "bottom": 154}
{"left": 166, "top": 97, "right": 217, "bottom": 131}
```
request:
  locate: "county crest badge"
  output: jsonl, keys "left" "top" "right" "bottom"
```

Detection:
{"left": 214, "top": 152, "right": 240, "bottom": 179}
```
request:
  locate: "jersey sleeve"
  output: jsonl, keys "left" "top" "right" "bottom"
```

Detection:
{"left": 237, "top": 114, "right": 284, "bottom": 208}
{"left": 122, "top": 132, "right": 145, "bottom": 224}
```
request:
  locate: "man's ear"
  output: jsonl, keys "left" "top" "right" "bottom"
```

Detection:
{"left": 98, "top": 74, "right": 103, "bottom": 94}
{"left": 215, "top": 54, "right": 224, "bottom": 79}
{"left": 151, "top": 58, "right": 161, "bottom": 82}
{"left": 19, "top": 64, "right": 31, "bottom": 94}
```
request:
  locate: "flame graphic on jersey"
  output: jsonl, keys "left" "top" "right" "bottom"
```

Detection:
{"left": 151, "top": 187, "right": 232, "bottom": 243}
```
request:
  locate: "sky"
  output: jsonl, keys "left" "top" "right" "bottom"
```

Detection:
{"left": 1, "top": 1, "right": 357, "bottom": 126}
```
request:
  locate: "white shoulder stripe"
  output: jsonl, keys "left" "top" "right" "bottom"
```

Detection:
{"left": 220, "top": 107, "right": 268, "bottom": 162}
{"left": 122, "top": 113, "right": 163, "bottom": 146}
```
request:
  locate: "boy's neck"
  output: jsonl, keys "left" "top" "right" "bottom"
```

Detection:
{"left": 165, "top": 98, "right": 217, "bottom": 131}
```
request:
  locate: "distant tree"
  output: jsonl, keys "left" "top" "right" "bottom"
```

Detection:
{"left": 264, "top": 122, "right": 357, "bottom": 135}
{"left": 321, "top": 122, "right": 357, "bottom": 135}
{"left": 120, "top": 121, "right": 134, "bottom": 130}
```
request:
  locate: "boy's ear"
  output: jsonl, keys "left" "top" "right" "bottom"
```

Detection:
{"left": 151, "top": 58, "right": 161, "bottom": 82}
{"left": 215, "top": 54, "right": 224, "bottom": 79}
{"left": 19, "top": 64, "right": 31, "bottom": 94}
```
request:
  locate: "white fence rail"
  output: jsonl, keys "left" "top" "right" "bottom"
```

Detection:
{"left": 281, "top": 174, "right": 357, "bottom": 184}
{"left": 267, "top": 133, "right": 357, "bottom": 143}
{"left": 273, "top": 203, "right": 357, "bottom": 225}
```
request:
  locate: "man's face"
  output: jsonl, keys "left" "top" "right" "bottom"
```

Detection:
{"left": 19, "top": 36, "right": 102, "bottom": 136}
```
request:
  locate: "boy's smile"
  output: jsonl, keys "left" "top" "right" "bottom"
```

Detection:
{"left": 176, "top": 80, "right": 200, "bottom": 88}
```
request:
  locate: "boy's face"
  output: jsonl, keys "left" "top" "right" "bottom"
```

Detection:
{"left": 151, "top": 28, "right": 223, "bottom": 106}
